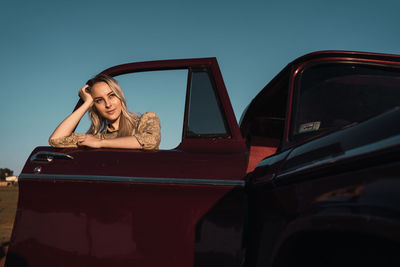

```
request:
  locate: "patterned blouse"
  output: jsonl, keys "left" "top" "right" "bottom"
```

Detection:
{"left": 49, "top": 112, "right": 161, "bottom": 150}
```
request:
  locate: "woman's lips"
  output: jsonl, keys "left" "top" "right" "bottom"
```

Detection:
{"left": 106, "top": 109, "right": 115, "bottom": 114}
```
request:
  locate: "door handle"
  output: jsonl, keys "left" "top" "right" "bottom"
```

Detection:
{"left": 30, "top": 151, "right": 74, "bottom": 163}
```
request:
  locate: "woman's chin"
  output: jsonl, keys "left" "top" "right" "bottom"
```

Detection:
{"left": 103, "top": 113, "right": 119, "bottom": 121}
{"left": 106, "top": 115, "right": 121, "bottom": 126}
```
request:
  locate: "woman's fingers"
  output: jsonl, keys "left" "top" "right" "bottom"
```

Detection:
{"left": 77, "top": 135, "right": 85, "bottom": 144}
{"left": 78, "top": 135, "right": 101, "bottom": 148}
{"left": 78, "top": 85, "right": 89, "bottom": 98}
{"left": 78, "top": 85, "right": 93, "bottom": 105}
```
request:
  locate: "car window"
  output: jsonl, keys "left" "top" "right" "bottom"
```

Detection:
{"left": 76, "top": 70, "right": 187, "bottom": 149}
{"left": 185, "top": 71, "right": 230, "bottom": 137}
{"left": 292, "top": 62, "right": 400, "bottom": 140}
{"left": 119, "top": 70, "right": 187, "bottom": 149}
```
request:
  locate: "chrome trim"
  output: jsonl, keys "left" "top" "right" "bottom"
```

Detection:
{"left": 33, "top": 166, "right": 42, "bottom": 174}
{"left": 30, "top": 151, "right": 74, "bottom": 162}
{"left": 18, "top": 173, "right": 245, "bottom": 187}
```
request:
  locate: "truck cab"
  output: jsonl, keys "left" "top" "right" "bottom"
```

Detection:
{"left": 7, "top": 51, "right": 400, "bottom": 267}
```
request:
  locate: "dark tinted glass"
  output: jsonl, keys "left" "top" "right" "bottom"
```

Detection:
{"left": 292, "top": 62, "right": 400, "bottom": 139}
{"left": 186, "top": 71, "right": 229, "bottom": 137}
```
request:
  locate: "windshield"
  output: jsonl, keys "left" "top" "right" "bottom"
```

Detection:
{"left": 291, "top": 62, "right": 400, "bottom": 140}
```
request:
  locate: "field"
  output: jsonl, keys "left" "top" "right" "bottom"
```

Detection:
{"left": 0, "top": 186, "right": 18, "bottom": 245}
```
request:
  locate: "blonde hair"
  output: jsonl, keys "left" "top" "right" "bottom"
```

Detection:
{"left": 86, "top": 74, "right": 138, "bottom": 137}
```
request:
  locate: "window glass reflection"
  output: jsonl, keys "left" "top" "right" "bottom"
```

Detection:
{"left": 187, "top": 71, "right": 228, "bottom": 137}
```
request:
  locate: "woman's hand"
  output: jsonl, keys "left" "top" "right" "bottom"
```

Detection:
{"left": 78, "top": 85, "right": 93, "bottom": 106}
{"left": 78, "top": 134, "right": 102, "bottom": 148}
{"left": 49, "top": 85, "right": 94, "bottom": 142}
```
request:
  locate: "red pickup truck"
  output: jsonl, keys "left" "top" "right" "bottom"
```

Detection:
{"left": 6, "top": 51, "right": 400, "bottom": 267}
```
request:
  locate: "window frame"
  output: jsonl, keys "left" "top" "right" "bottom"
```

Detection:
{"left": 71, "top": 57, "right": 244, "bottom": 152}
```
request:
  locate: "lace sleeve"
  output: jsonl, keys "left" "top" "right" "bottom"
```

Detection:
{"left": 135, "top": 112, "right": 161, "bottom": 150}
{"left": 49, "top": 133, "right": 84, "bottom": 148}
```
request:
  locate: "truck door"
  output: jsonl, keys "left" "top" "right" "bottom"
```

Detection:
{"left": 8, "top": 58, "right": 248, "bottom": 267}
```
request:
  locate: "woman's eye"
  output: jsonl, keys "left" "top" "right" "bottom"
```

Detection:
{"left": 95, "top": 99, "right": 102, "bottom": 104}
{"left": 109, "top": 93, "right": 116, "bottom": 98}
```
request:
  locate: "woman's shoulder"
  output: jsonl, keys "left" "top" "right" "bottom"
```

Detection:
{"left": 135, "top": 112, "right": 161, "bottom": 149}
{"left": 139, "top": 112, "right": 159, "bottom": 120}
{"left": 137, "top": 112, "right": 160, "bottom": 129}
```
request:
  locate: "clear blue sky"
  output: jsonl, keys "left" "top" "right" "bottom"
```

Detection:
{"left": 1, "top": 0, "right": 400, "bottom": 175}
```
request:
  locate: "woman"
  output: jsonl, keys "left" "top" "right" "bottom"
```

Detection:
{"left": 49, "top": 74, "right": 161, "bottom": 149}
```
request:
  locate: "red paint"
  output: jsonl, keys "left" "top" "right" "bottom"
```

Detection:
{"left": 12, "top": 179, "right": 235, "bottom": 267}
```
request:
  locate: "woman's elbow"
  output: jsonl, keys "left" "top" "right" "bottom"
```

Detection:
{"left": 139, "top": 136, "right": 160, "bottom": 150}
{"left": 48, "top": 134, "right": 79, "bottom": 148}
{"left": 142, "top": 143, "right": 158, "bottom": 150}
{"left": 48, "top": 138, "right": 58, "bottom": 147}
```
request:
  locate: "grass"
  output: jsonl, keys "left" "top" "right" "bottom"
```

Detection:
{"left": 0, "top": 186, "right": 18, "bottom": 244}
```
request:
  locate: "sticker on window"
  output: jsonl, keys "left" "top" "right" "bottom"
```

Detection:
{"left": 299, "top": 121, "right": 321, "bottom": 133}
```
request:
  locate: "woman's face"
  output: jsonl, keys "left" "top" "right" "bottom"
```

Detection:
{"left": 91, "top": 81, "right": 122, "bottom": 127}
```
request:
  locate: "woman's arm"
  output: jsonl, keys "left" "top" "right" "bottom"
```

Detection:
{"left": 49, "top": 85, "right": 93, "bottom": 142}
{"left": 77, "top": 135, "right": 143, "bottom": 149}
{"left": 77, "top": 112, "right": 161, "bottom": 150}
